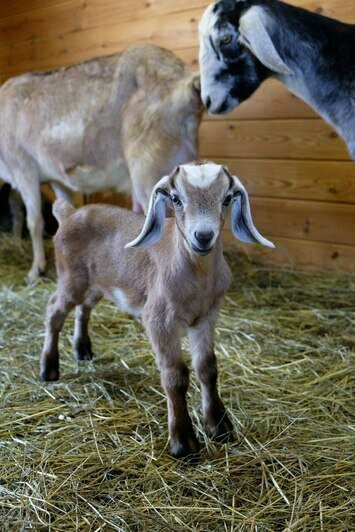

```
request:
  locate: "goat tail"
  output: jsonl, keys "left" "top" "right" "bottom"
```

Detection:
{"left": 52, "top": 199, "right": 75, "bottom": 224}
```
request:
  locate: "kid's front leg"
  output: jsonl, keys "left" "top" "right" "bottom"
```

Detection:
{"left": 145, "top": 318, "right": 200, "bottom": 460}
{"left": 189, "top": 308, "right": 233, "bottom": 442}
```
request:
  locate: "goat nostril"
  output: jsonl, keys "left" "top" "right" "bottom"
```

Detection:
{"left": 194, "top": 231, "right": 214, "bottom": 246}
{"left": 217, "top": 99, "right": 228, "bottom": 114}
{"left": 205, "top": 96, "right": 211, "bottom": 110}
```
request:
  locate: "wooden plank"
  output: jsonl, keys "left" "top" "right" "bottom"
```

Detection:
{"left": 286, "top": 0, "right": 355, "bottom": 22}
{"left": 0, "top": 8, "right": 201, "bottom": 73}
{"left": 0, "top": 0, "right": 353, "bottom": 22}
{"left": 222, "top": 232, "right": 355, "bottom": 273}
{"left": 0, "top": 1, "right": 206, "bottom": 49}
{"left": 0, "top": 1, "right": 83, "bottom": 47}
{"left": 245, "top": 197, "right": 355, "bottom": 246}
{"left": 199, "top": 119, "right": 351, "bottom": 161}
{"left": 81, "top": 0, "right": 207, "bottom": 30}
{"left": 0, "top": 0, "right": 76, "bottom": 19}
{"left": 213, "top": 158, "right": 355, "bottom": 204}
{"left": 0, "top": 0, "right": 353, "bottom": 43}
{"left": 82, "top": 0, "right": 355, "bottom": 36}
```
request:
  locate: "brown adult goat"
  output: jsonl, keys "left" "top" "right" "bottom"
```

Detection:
{"left": 0, "top": 44, "right": 202, "bottom": 280}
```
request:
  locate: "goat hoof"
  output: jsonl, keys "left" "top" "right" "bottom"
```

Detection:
{"left": 212, "top": 415, "right": 234, "bottom": 443}
{"left": 27, "top": 265, "right": 46, "bottom": 282}
{"left": 74, "top": 340, "right": 94, "bottom": 361}
{"left": 40, "top": 362, "right": 60, "bottom": 382}
{"left": 169, "top": 434, "right": 200, "bottom": 462}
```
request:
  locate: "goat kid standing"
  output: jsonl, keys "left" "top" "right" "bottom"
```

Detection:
{"left": 40, "top": 162, "right": 274, "bottom": 459}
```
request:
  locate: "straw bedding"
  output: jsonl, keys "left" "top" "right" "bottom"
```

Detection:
{"left": 0, "top": 234, "right": 353, "bottom": 531}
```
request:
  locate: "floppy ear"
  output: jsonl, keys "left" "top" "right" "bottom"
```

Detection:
{"left": 229, "top": 174, "right": 275, "bottom": 248}
{"left": 125, "top": 175, "right": 171, "bottom": 249}
{"left": 239, "top": 7, "right": 293, "bottom": 75}
{"left": 192, "top": 74, "right": 201, "bottom": 92}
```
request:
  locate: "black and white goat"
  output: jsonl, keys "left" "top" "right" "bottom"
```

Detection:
{"left": 199, "top": 0, "right": 355, "bottom": 159}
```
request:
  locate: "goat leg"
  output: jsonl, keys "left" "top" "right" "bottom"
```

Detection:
{"left": 145, "top": 318, "right": 200, "bottom": 460}
{"left": 189, "top": 309, "right": 233, "bottom": 442}
{"left": 8, "top": 188, "right": 24, "bottom": 238}
{"left": 40, "top": 291, "right": 74, "bottom": 381}
{"left": 19, "top": 178, "right": 46, "bottom": 280}
{"left": 73, "top": 305, "right": 94, "bottom": 361}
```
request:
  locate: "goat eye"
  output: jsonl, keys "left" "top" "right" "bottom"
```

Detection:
{"left": 223, "top": 195, "right": 232, "bottom": 206}
{"left": 171, "top": 194, "right": 182, "bottom": 206}
{"left": 220, "top": 34, "right": 232, "bottom": 46}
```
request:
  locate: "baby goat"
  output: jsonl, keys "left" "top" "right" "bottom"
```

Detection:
{"left": 40, "top": 162, "right": 274, "bottom": 459}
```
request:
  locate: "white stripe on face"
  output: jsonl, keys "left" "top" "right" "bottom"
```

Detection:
{"left": 199, "top": 3, "right": 235, "bottom": 113}
{"left": 181, "top": 163, "right": 222, "bottom": 188}
{"left": 199, "top": 3, "right": 218, "bottom": 38}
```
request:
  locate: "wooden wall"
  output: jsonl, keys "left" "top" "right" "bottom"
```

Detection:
{"left": 0, "top": 0, "right": 354, "bottom": 271}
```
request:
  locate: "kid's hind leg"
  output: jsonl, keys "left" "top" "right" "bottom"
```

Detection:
{"left": 40, "top": 290, "right": 75, "bottom": 381}
{"left": 73, "top": 293, "right": 102, "bottom": 361}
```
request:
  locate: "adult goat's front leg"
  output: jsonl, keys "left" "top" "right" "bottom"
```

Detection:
{"left": 145, "top": 319, "right": 200, "bottom": 459}
{"left": 20, "top": 179, "right": 45, "bottom": 280}
{"left": 189, "top": 309, "right": 233, "bottom": 442}
{"left": 8, "top": 188, "right": 24, "bottom": 238}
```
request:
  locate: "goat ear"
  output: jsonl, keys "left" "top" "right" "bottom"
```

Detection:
{"left": 192, "top": 75, "right": 201, "bottom": 92}
{"left": 125, "top": 176, "right": 170, "bottom": 249}
{"left": 239, "top": 7, "right": 294, "bottom": 75}
{"left": 229, "top": 174, "right": 275, "bottom": 248}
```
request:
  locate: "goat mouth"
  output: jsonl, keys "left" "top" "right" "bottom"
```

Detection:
{"left": 208, "top": 98, "right": 231, "bottom": 115}
{"left": 191, "top": 243, "right": 213, "bottom": 256}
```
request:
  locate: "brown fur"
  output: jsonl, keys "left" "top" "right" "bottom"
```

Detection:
{"left": 40, "top": 163, "right": 272, "bottom": 459}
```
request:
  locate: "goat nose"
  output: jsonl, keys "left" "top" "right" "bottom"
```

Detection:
{"left": 194, "top": 230, "right": 214, "bottom": 246}
{"left": 205, "top": 96, "right": 212, "bottom": 110}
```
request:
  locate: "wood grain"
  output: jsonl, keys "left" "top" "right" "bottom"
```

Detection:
{"left": 0, "top": 0, "right": 75, "bottom": 20}
{"left": 0, "top": 8, "right": 201, "bottom": 74}
{"left": 222, "top": 232, "right": 355, "bottom": 272}
{"left": 214, "top": 159, "right": 355, "bottom": 203}
{"left": 245, "top": 197, "right": 355, "bottom": 246}
{"left": 199, "top": 119, "right": 351, "bottom": 161}
{"left": 0, "top": 0, "right": 353, "bottom": 43}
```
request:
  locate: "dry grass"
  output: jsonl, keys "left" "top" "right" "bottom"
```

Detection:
{"left": 0, "top": 234, "right": 354, "bottom": 531}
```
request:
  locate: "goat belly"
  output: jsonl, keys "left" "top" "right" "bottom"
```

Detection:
{"left": 110, "top": 287, "right": 143, "bottom": 317}
{"left": 63, "top": 160, "right": 130, "bottom": 194}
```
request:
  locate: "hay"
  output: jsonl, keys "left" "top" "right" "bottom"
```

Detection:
{"left": 0, "top": 234, "right": 353, "bottom": 531}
